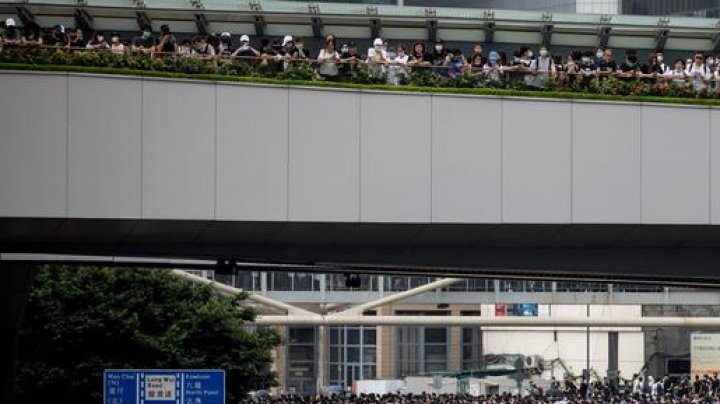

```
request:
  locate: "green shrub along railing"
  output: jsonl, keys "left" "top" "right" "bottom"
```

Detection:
{"left": 1, "top": 47, "right": 720, "bottom": 106}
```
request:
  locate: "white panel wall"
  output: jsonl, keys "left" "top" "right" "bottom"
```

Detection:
{"left": 0, "top": 73, "right": 67, "bottom": 217}
{"left": 642, "top": 106, "right": 710, "bottom": 224}
{"left": 216, "top": 84, "right": 288, "bottom": 221}
{"left": 361, "top": 93, "right": 432, "bottom": 222}
{"left": 573, "top": 103, "right": 641, "bottom": 223}
{"left": 432, "top": 96, "right": 502, "bottom": 223}
{"left": 2, "top": 71, "right": 719, "bottom": 228}
{"left": 67, "top": 76, "right": 142, "bottom": 218}
{"left": 711, "top": 109, "right": 720, "bottom": 224}
{"left": 141, "top": 80, "right": 216, "bottom": 219}
{"left": 503, "top": 100, "right": 572, "bottom": 223}
{"left": 289, "top": 89, "right": 360, "bottom": 221}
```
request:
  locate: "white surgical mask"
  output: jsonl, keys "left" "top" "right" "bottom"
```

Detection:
{"left": 111, "top": 37, "right": 119, "bottom": 43}
{"left": 540, "top": 49, "right": 548, "bottom": 57}
{"left": 341, "top": 47, "right": 348, "bottom": 53}
{"left": 435, "top": 45, "right": 442, "bottom": 52}
{"left": 527, "top": 51, "right": 533, "bottom": 58}
{"left": 97, "top": 36, "right": 104, "bottom": 42}
{"left": 596, "top": 51, "right": 603, "bottom": 59}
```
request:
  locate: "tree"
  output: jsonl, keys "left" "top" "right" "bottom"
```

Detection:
{"left": 15, "top": 265, "right": 281, "bottom": 403}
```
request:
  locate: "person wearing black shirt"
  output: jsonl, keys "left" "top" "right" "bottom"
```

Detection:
{"left": 156, "top": 24, "right": 177, "bottom": 54}
{"left": 408, "top": 42, "right": 431, "bottom": 72}
{"left": 3, "top": 18, "right": 23, "bottom": 44}
{"left": 45, "top": 25, "right": 68, "bottom": 47}
{"left": 430, "top": 39, "right": 448, "bottom": 75}
{"left": 132, "top": 26, "right": 156, "bottom": 53}
{"left": 339, "top": 42, "right": 362, "bottom": 79}
{"left": 21, "top": 21, "right": 42, "bottom": 45}
{"left": 68, "top": 28, "right": 86, "bottom": 49}
{"left": 595, "top": 49, "right": 616, "bottom": 79}
{"left": 618, "top": 49, "right": 641, "bottom": 79}
{"left": 468, "top": 42, "right": 486, "bottom": 74}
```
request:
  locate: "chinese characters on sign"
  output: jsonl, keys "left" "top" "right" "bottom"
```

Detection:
{"left": 104, "top": 370, "right": 225, "bottom": 404}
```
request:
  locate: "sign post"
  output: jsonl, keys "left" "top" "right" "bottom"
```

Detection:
{"left": 104, "top": 369, "right": 225, "bottom": 404}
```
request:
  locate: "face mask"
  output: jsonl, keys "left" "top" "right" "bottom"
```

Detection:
{"left": 581, "top": 57, "right": 591, "bottom": 64}
{"left": 657, "top": 55, "right": 664, "bottom": 63}
{"left": 97, "top": 36, "right": 104, "bottom": 42}
{"left": 111, "top": 37, "right": 119, "bottom": 43}
{"left": 142, "top": 31, "right": 151, "bottom": 39}
{"left": 489, "top": 57, "right": 498, "bottom": 63}
{"left": 527, "top": 51, "right": 533, "bottom": 58}
{"left": 375, "top": 45, "right": 382, "bottom": 51}
{"left": 540, "top": 49, "right": 548, "bottom": 57}
{"left": 596, "top": 51, "right": 603, "bottom": 59}
{"left": 341, "top": 46, "right": 348, "bottom": 53}
{"left": 435, "top": 45, "right": 442, "bottom": 52}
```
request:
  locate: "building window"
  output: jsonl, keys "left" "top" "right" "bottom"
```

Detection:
{"left": 328, "top": 326, "right": 376, "bottom": 389}
{"left": 396, "top": 311, "right": 449, "bottom": 377}
{"left": 462, "top": 327, "right": 483, "bottom": 370}
{"left": 286, "top": 327, "right": 316, "bottom": 395}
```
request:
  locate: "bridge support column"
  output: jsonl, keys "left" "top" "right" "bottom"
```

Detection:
{"left": 0, "top": 263, "right": 36, "bottom": 404}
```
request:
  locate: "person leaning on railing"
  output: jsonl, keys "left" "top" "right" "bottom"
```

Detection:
{"left": 86, "top": 30, "right": 109, "bottom": 50}
{"left": 317, "top": 38, "right": 340, "bottom": 79}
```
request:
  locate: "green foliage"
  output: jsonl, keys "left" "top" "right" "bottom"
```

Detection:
{"left": 3, "top": 52, "right": 720, "bottom": 106}
{"left": 276, "top": 62, "right": 317, "bottom": 81}
{"left": 15, "top": 266, "right": 281, "bottom": 404}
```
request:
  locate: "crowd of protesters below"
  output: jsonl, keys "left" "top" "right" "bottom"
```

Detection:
{"left": 243, "top": 374, "right": 720, "bottom": 403}
{"left": 2, "top": 18, "right": 720, "bottom": 96}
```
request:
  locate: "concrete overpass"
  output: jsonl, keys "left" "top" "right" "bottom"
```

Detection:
{"left": 2, "top": 71, "right": 720, "bottom": 282}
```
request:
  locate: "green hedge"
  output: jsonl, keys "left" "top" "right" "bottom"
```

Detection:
{"left": 1, "top": 47, "right": 720, "bottom": 107}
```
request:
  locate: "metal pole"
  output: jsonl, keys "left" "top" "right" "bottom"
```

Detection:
{"left": 586, "top": 304, "right": 590, "bottom": 386}
{"left": 316, "top": 325, "right": 326, "bottom": 394}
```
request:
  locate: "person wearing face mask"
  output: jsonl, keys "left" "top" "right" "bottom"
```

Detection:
{"left": 595, "top": 49, "right": 616, "bottom": 79}
{"left": 707, "top": 55, "right": 718, "bottom": 91}
{"left": 445, "top": 48, "right": 468, "bottom": 78}
{"left": 217, "top": 32, "right": 233, "bottom": 56}
{"left": 177, "top": 38, "right": 194, "bottom": 57}
{"left": 686, "top": 52, "right": 710, "bottom": 91}
{"left": 482, "top": 50, "right": 504, "bottom": 84}
{"left": 191, "top": 36, "right": 215, "bottom": 58}
{"left": 339, "top": 42, "right": 362, "bottom": 79}
{"left": 387, "top": 44, "right": 409, "bottom": 85}
{"left": 617, "top": 49, "right": 640, "bottom": 79}
{"left": 529, "top": 46, "right": 556, "bottom": 88}
{"left": 430, "top": 39, "right": 448, "bottom": 75}
{"left": 86, "top": 30, "right": 109, "bottom": 50}
{"left": 595, "top": 47, "right": 605, "bottom": 64}
{"left": 109, "top": 32, "right": 125, "bottom": 54}
{"left": 132, "top": 26, "right": 156, "bottom": 53}
{"left": 366, "top": 37, "right": 388, "bottom": 78}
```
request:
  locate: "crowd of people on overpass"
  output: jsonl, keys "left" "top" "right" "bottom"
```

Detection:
{"left": 2, "top": 18, "right": 720, "bottom": 91}
{"left": 246, "top": 374, "right": 720, "bottom": 403}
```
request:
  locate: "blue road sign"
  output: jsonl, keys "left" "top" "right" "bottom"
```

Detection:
{"left": 104, "top": 369, "right": 225, "bottom": 404}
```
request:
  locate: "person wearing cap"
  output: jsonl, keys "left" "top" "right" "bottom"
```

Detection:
{"left": 217, "top": 32, "right": 232, "bottom": 56}
{"left": 131, "top": 26, "right": 156, "bottom": 53}
{"left": 231, "top": 34, "right": 260, "bottom": 63}
{"left": 3, "top": 18, "right": 21, "bottom": 44}
{"left": 366, "top": 37, "right": 388, "bottom": 77}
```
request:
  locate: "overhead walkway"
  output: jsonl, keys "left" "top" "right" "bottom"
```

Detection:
{"left": 2, "top": 70, "right": 720, "bottom": 283}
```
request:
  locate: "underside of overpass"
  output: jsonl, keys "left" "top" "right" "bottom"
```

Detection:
{"left": 3, "top": 218, "right": 720, "bottom": 285}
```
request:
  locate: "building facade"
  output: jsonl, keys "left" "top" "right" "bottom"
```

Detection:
{"left": 196, "top": 271, "right": 709, "bottom": 394}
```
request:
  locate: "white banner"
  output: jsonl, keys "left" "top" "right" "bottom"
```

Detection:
{"left": 691, "top": 333, "right": 720, "bottom": 376}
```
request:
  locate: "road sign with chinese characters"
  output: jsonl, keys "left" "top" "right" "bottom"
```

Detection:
{"left": 104, "top": 369, "right": 225, "bottom": 404}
